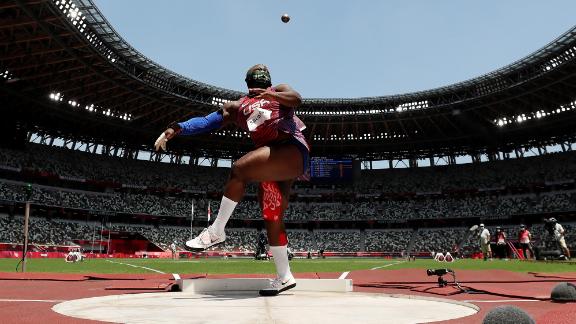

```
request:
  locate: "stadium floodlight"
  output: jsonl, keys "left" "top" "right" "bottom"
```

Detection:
{"left": 49, "top": 92, "right": 62, "bottom": 101}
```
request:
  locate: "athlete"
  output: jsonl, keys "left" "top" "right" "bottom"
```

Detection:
{"left": 154, "top": 64, "right": 309, "bottom": 296}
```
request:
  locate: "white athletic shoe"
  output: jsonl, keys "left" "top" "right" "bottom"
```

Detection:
{"left": 259, "top": 276, "right": 297, "bottom": 296}
{"left": 185, "top": 226, "right": 225, "bottom": 251}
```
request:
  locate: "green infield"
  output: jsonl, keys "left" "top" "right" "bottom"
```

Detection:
{"left": 0, "top": 258, "right": 575, "bottom": 275}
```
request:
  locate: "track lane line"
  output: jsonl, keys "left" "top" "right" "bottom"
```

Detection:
{"left": 105, "top": 260, "right": 165, "bottom": 274}
{"left": 370, "top": 260, "right": 406, "bottom": 270}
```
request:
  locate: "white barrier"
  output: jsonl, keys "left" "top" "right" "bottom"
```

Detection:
{"left": 434, "top": 252, "right": 454, "bottom": 262}
{"left": 182, "top": 278, "right": 353, "bottom": 294}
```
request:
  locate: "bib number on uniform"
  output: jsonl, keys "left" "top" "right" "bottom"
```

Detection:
{"left": 247, "top": 107, "right": 272, "bottom": 131}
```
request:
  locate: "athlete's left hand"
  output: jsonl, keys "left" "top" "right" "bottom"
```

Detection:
{"left": 154, "top": 132, "right": 168, "bottom": 151}
{"left": 154, "top": 128, "right": 176, "bottom": 151}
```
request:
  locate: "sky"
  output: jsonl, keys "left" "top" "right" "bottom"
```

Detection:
{"left": 92, "top": 0, "right": 576, "bottom": 99}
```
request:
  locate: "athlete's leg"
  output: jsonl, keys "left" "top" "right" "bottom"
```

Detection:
{"left": 226, "top": 144, "right": 303, "bottom": 202}
{"left": 187, "top": 143, "right": 303, "bottom": 251}
{"left": 260, "top": 180, "right": 292, "bottom": 245}
{"left": 258, "top": 180, "right": 297, "bottom": 296}
{"left": 213, "top": 144, "right": 302, "bottom": 235}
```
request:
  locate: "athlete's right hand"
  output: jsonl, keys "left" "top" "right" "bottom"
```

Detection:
{"left": 154, "top": 128, "right": 176, "bottom": 151}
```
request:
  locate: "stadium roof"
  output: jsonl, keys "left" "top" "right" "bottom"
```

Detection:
{"left": 2, "top": 0, "right": 576, "bottom": 160}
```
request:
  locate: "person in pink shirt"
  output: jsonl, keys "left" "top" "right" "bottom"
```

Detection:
{"left": 518, "top": 224, "right": 534, "bottom": 260}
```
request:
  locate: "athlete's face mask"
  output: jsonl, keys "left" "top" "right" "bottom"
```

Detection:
{"left": 245, "top": 68, "right": 272, "bottom": 89}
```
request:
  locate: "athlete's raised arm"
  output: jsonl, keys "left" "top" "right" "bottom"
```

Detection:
{"left": 250, "top": 84, "right": 302, "bottom": 108}
{"left": 153, "top": 100, "right": 240, "bottom": 151}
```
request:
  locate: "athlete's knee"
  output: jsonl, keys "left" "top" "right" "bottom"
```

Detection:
{"left": 230, "top": 161, "right": 254, "bottom": 182}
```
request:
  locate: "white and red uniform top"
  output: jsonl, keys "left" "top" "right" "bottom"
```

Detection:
{"left": 236, "top": 87, "right": 309, "bottom": 151}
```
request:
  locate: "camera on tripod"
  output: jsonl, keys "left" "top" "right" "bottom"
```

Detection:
{"left": 426, "top": 269, "right": 455, "bottom": 288}
{"left": 426, "top": 269, "right": 452, "bottom": 276}
{"left": 544, "top": 218, "right": 556, "bottom": 235}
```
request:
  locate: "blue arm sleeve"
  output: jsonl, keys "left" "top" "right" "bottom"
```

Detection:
{"left": 177, "top": 111, "right": 223, "bottom": 136}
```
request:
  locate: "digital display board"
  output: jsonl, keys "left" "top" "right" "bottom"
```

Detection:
{"left": 309, "top": 157, "right": 353, "bottom": 181}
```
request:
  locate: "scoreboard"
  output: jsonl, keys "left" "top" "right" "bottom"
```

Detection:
{"left": 309, "top": 157, "right": 354, "bottom": 181}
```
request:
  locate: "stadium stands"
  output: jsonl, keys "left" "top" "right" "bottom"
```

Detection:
{"left": 0, "top": 143, "right": 575, "bottom": 255}
{"left": 2, "top": 179, "right": 575, "bottom": 222}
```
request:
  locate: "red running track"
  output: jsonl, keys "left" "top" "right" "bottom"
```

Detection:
{"left": 0, "top": 270, "right": 575, "bottom": 323}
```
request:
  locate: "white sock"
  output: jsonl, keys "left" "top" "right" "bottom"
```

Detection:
{"left": 211, "top": 196, "right": 237, "bottom": 236}
{"left": 270, "top": 245, "right": 293, "bottom": 280}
